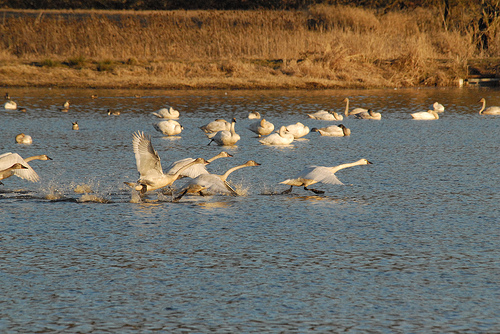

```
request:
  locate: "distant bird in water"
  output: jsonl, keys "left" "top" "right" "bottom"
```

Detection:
{"left": 311, "top": 124, "right": 351, "bottom": 137}
{"left": 59, "top": 100, "right": 70, "bottom": 112}
{"left": 72, "top": 122, "right": 79, "bottom": 130}
{"left": 4, "top": 92, "right": 10, "bottom": 99}
{"left": 411, "top": 109, "right": 439, "bottom": 120}
{"left": 430, "top": 102, "right": 445, "bottom": 113}
{"left": 15, "top": 133, "right": 33, "bottom": 145}
{"left": 91, "top": 94, "right": 98, "bottom": 99}
{"left": 248, "top": 111, "right": 261, "bottom": 119}
{"left": 107, "top": 109, "right": 120, "bottom": 116}
{"left": 281, "top": 159, "right": 373, "bottom": 194}
{"left": 3, "top": 93, "right": 17, "bottom": 110}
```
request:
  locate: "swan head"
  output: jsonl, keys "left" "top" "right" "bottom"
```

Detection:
{"left": 5, "top": 92, "right": 10, "bottom": 100}
{"left": 193, "top": 158, "right": 209, "bottom": 165}
{"left": 358, "top": 159, "right": 373, "bottom": 165}
{"left": 343, "top": 97, "right": 349, "bottom": 102}
{"left": 232, "top": 118, "right": 237, "bottom": 123}
{"left": 38, "top": 155, "right": 53, "bottom": 161}
{"left": 244, "top": 160, "right": 261, "bottom": 167}
{"left": 479, "top": 98, "right": 486, "bottom": 103}
{"left": 310, "top": 128, "right": 319, "bottom": 132}
{"left": 217, "top": 152, "right": 233, "bottom": 158}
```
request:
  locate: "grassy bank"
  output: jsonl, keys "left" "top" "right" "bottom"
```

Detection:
{"left": 0, "top": 6, "right": 499, "bottom": 89}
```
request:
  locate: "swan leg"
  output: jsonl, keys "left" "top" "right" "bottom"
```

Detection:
{"left": 281, "top": 186, "right": 294, "bottom": 194}
{"left": 207, "top": 139, "right": 214, "bottom": 146}
{"left": 304, "top": 186, "right": 324, "bottom": 194}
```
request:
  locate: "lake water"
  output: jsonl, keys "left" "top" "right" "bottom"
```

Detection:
{"left": 1, "top": 87, "right": 499, "bottom": 332}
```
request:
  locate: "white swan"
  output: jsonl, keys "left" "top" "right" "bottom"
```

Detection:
{"left": 58, "top": 100, "right": 70, "bottom": 112}
{"left": 200, "top": 119, "right": 231, "bottom": 134}
{"left": 478, "top": 98, "right": 500, "bottom": 115}
{"left": 307, "top": 110, "right": 343, "bottom": 121}
{"left": 166, "top": 151, "right": 233, "bottom": 179}
{"left": 431, "top": 102, "right": 445, "bottom": 113}
{"left": 15, "top": 133, "right": 33, "bottom": 145}
{"left": 411, "top": 109, "right": 439, "bottom": 120}
{"left": 4, "top": 100, "right": 17, "bottom": 110}
{"left": 152, "top": 106, "right": 180, "bottom": 119}
{"left": 248, "top": 118, "right": 275, "bottom": 137}
{"left": 0, "top": 153, "right": 52, "bottom": 183}
{"left": 107, "top": 109, "right": 120, "bottom": 116}
{"left": 311, "top": 124, "right": 351, "bottom": 137}
{"left": 174, "top": 160, "right": 261, "bottom": 200}
{"left": 0, "top": 163, "right": 27, "bottom": 182}
{"left": 72, "top": 122, "right": 79, "bottom": 130}
{"left": 344, "top": 97, "right": 368, "bottom": 117}
{"left": 354, "top": 109, "right": 382, "bottom": 120}
{"left": 285, "top": 122, "right": 310, "bottom": 139}
{"left": 281, "top": 158, "right": 372, "bottom": 194}
{"left": 153, "top": 120, "right": 184, "bottom": 136}
{"left": 259, "top": 126, "right": 295, "bottom": 145}
{"left": 248, "top": 111, "right": 261, "bottom": 119}
{"left": 127, "top": 131, "right": 209, "bottom": 194}
{"left": 208, "top": 118, "right": 240, "bottom": 146}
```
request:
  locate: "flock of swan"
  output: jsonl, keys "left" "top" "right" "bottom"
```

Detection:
{"left": 1, "top": 93, "right": 499, "bottom": 201}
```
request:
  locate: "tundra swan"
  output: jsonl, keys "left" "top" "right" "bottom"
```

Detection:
{"left": 0, "top": 153, "right": 52, "bottom": 183}
{"left": 107, "top": 109, "right": 120, "bottom": 116}
{"left": 344, "top": 97, "right": 368, "bottom": 116}
{"left": 58, "top": 100, "right": 70, "bottom": 112}
{"left": 208, "top": 118, "right": 240, "bottom": 146}
{"left": 281, "top": 158, "right": 372, "bottom": 194}
{"left": 72, "top": 122, "right": 79, "bottom": 130}
{"left": 200, "top": 119, "right": 231, "bottom": 134}
{"left": 354, "top": 109, "right": 382, "bottom": 120}
{"left": 4, "top": 100, "right": 17, "bottom": 110}
{"left": 285, "top": 122, "right": 310, "bottom": 139}
{"left": 311, "top": 124, "right": 351, "bottom": 137}
{"left": 152, "top": 106, "right": 180, "bottom": 119}
{"left": 15, "top": 133, "right": 33, "bottom": 145}
{"left": 259, "top": 126, "right": 294, "bottom": 145}
{"left": 127, "top": 131, "right": 208, "bottom": 194}
{"left": 153, "top": 120, "right": 184, "bottom": 136}
{"left": 248, "top": 118, "right": 275, "bottom": 137}
{"left": 166, "top": 151, "right": 233, "bottom": 179}
{"left": 478, "top": 98, "right": 500, "bottom": 115}
{"left": 0, "top": 163, "right": 28, "bottom": 182}
{"left": 174, "top": 160, "right": 260, "bottom": 200}
{"left": 411, "top": 109, "right": 439, "bottom": 120}
{"left": 307, "top": 110, "right": 343, "bottom": 121}
{"left": 248, "top": 111, "right": 261, "bottom": 119}
{"left": 431, "top": 102, "right": 445, "bottom": 112}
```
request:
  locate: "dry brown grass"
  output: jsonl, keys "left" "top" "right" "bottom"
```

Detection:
{"left": 0, "top": 6, "right": 497, "bottom": 89}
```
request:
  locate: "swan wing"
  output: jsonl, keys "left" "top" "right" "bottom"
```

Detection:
{"left": 132, "top": 132, "right": 163, "bottom": 178}
{"left": 0, "top": 152, "right": 39, "bottom": 182}
{"left": 166, "top": 158, "right": 209, "bottom": 178}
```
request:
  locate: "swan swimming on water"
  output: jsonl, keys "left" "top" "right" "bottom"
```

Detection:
{"left": 430, "top": 102, "right": 445, "bottom": 113}
{"left": 152, "top": 106, "right": 180, "bottom": 119}
{"left": 285, "top": 122, "right": 310, "bottom": 139}
{"left": 311, "top": 124, "right": 351, "bottom": 137}
{"left": 208, "top": 118, "right": 240, "bottom": 146}
{"left": 411, "top": 109, "right": 439, "bottom": 120}
{"left": 15, "top": 133, "right": 33, "bottom": 145}
{"left": 258, "top": 126, "right": 294, "bottom": 145}
{"left": 200, "top": 119, "right": 231, "bottom": 134}
{"left": 344, "top": 97, "right": 368, "bottom": 117}
{"left": 248, "top": 118, "right": 275, "bottom": 137}
{"left": 354, "top": 109, "right": 382, "bottom": 120}
{"left": 166, "top": 151, "right": 233, "bottom": 179}
{"left": 478, "top": 98, "right": 500, "bottom": 115}
{"left": 307, "top": 110, "right": 343, "bottom": 121}
{"left": 127, "top": 131, "right": 209, "bottom": 194}
{"left": 281, "top": 158, "right": 372, "bottom": 194}
{"left": 0, "top": 153, "right": 52, "bottom": 183}
{"left": 153, "top": 120, "right": 184, "bottom": 136}
{"left": 248, "top": 111, "right": 261, "bottom": 119}
{"left": 174, "top": 160, "right": 261, "bottom": 200}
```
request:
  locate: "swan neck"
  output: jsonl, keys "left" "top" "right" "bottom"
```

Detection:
{"left": 220, "top": 164, "right": 249, "bottom": 181}
{"left": 25, "top": 155, "right": 46, "bottom": 162}
{"left": 344, "top": 98, "right": 349, "bottom": 116}
{"left": 329, "top": 160, "right": 364, "bottom": 174}
{"left": 479, "top": 99, "right": 486, "bottom": 114}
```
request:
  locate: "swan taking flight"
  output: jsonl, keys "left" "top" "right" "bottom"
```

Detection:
{"left": 311, "top": 124, "right": 351, "bottom": 137}
{"left": 152, "top": 106, "right": 180, "bottom": 119}
{"left": 208, "top": 118, "right": 240, "bottom": 146}
{"left": 478, "top": 98, "right": 500, "bottom": 115}
{"left": 0, "top": 153, "right": 52, "bottom": 183}
{"left": 174, "top": 160, "right": 261, "bottom": 201}
{"left": 307, "top": 110, "right": 343, "bottom": 121}
{"left": 15, "top": 133, "right": 33, "bottom": 145}
{"left": 153, "top": 120, "right": 184, "bottom": 136}
{"left": 258, "top": 126, "right": 294, "bottom": 145}
{"left": 248, "top": 118, "right": 275, "bottom": 137}
{"left": 411, "top": 109, "right": 439, "bottom": 120}
{"left": 285, "top": 122, "right": 310, "bottom": 139}
{"left": 354, "top": 109, "right": 382, "bottom": 120}
{"left": 281, "top": 158, "right": 372, "bottom": 194}
{"left": 128, "top": 131, "right": 209, "bottom": 194}
{"left": 200, "top": 119, "right": 231, "bottom": 134}
{"left": 165, "top": 151, "right": 233, "bottom": 179}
